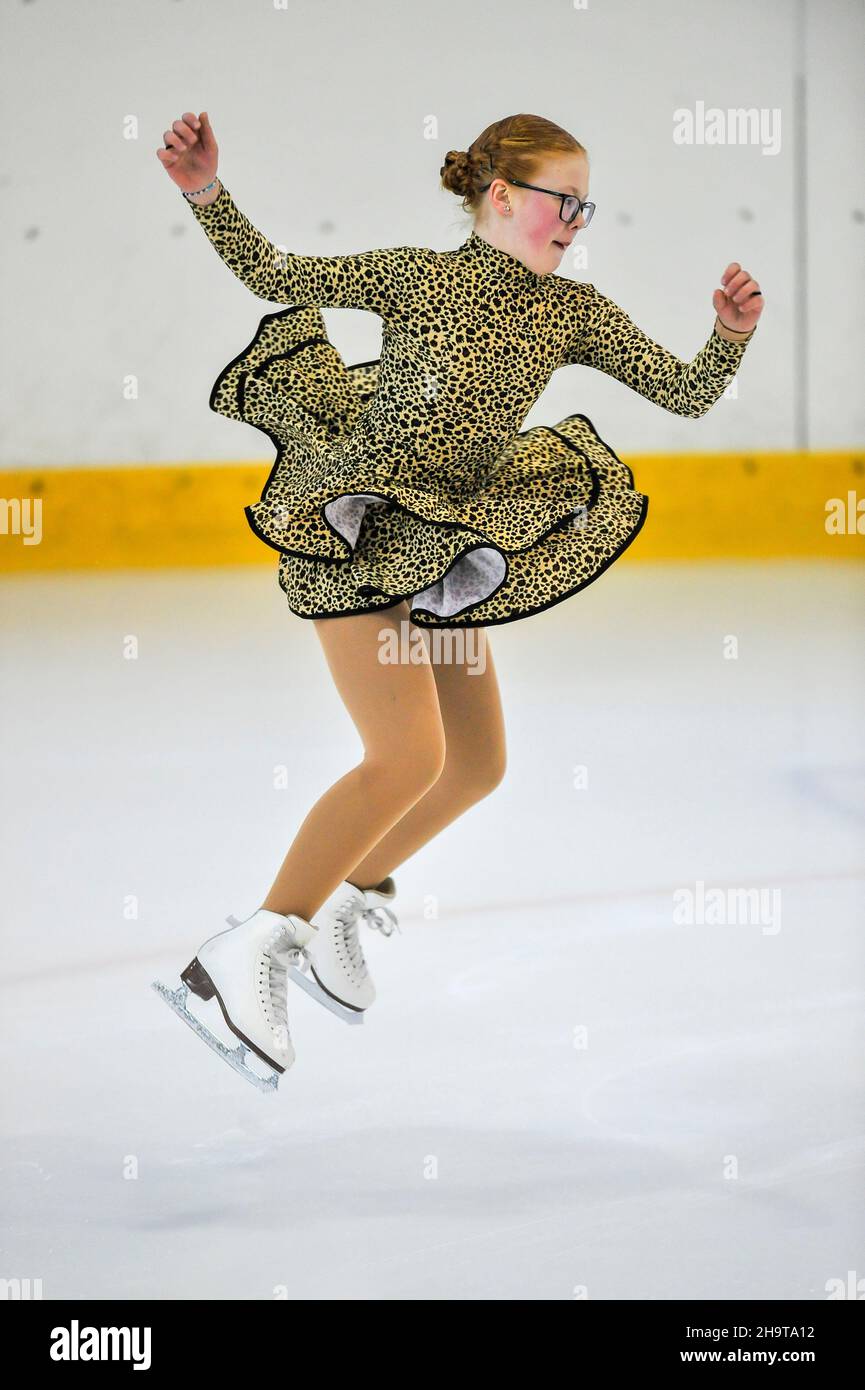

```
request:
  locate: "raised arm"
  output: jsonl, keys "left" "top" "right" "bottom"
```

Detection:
{"left": 187, "top": 181, "right": 416, "bottom": 318}
{"left": 558, "top": 281, "right": 756, "bottom": 419}
{"left": 156, "top": 109, "right": 416, "bottom": 319}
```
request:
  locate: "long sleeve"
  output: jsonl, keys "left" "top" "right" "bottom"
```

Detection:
{"left": 186, "top": 182, "right": 417, "bottom": 319}
{"left": 558, "top": 281, "right": 755, "bottom": 419}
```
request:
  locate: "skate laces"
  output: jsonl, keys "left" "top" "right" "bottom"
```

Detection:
{"left": 335, "top": 899, "right": 368, "bottom": 978}
{"left": 337, "top": 900, "right": 367, "bottom": 978}
{"left": 271, "top": 918, "right": 314, "bottom": 975}
{"left": 361, "top": 903, "right": 400, "bottom": 938}
{"left": 333, "top": 894, "right": 401, "bottom": 975}
{"left": 263, "top": 935, "right": 290, "bottom": 1038}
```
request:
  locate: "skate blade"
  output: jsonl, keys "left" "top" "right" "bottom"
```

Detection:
{"left": 285, "top": 964, "right": 365, "bottom": 1025}
{"left": 151, "top": 980, "right": 280, "bottom": 1093}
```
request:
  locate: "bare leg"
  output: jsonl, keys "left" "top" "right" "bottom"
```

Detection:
{"left": 347, "top": 626, "right": 507, "bottom": 887}
{"left": 260, "top": 602, "right": 446, "bottom": 921}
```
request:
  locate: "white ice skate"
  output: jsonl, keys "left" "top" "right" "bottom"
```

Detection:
{"left": 151, "top": 907, "right": 317, "bottom": 1094}
{"left": 302, "top": 877, "right": 401, "bottom": 1015}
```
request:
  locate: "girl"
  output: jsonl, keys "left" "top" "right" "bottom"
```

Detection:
{"left": 155, "top": 110, "right": 762, "bottom": 1089}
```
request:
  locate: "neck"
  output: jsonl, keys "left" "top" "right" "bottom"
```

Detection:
{"left": 465, "top": 228, "right": 543, "bottom": 282}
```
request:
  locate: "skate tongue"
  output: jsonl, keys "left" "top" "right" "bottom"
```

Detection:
{"left": 227, "top": 908, "right": 294, "bottom": 931}
{"left": 257, "top": 909, "right": 294, "bottom": 928}
{"left": 367, "top": 876, "right": 395, "bottom": 897}
{"left": 278, "top": 912, "right": 318, "bottom": 951}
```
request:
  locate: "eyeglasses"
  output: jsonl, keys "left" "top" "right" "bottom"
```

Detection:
{"left": 481, "top": 176, "right": 596, "bottom": 227}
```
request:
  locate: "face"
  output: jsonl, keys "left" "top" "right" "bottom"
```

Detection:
{"left": 481, "top": 152, "right": 590, "bottom": 275}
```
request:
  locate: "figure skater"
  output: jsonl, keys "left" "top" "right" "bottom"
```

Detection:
{"left": 153, "top": 109, "right": 762, "bottom": 1089}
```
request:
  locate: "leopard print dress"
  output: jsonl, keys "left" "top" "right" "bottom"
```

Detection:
{"left": 187, "top": 185, "right": 754, "bottom": 628}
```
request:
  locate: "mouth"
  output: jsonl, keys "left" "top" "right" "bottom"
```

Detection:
{"left": 552, "top": 239, "right": 570, "bottom": 251}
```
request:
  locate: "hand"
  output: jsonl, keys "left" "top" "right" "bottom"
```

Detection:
{"left": 713, "top": 263, "right": 763, "bottom": 334}
{"left": 156, "top": 110, "right": 218, "bottom": 193}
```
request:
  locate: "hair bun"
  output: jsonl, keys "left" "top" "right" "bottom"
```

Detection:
{"left": 440, "top": 149, "right": 474, "bottom": 198}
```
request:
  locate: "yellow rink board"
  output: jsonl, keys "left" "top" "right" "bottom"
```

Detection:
{"left": 0, "top": 452, "right": 863, "bottom": 572}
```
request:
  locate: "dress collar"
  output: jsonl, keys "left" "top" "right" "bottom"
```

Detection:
{"left": 461, "top": 230, "right": 543, "bottom": 285}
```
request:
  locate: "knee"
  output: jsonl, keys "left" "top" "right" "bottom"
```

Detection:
{"left": 406, "top": 730, "right": 447, "bottom": 793}
{"left": 364, "top": 724, "right": 446, "bottom": 799}
{"left": 475, "top": 752, "right": 508, "bottom": 799}
{"left": 447, "top": 747, "right": 507, "bottom": 802}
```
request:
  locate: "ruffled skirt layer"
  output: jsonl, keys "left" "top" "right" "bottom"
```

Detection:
{"left": 208, "top": 306, "right": 649, "bottom": 627}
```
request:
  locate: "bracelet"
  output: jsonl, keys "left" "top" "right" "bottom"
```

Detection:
{"left": 182, "top": 177, "right": 219, "bottom": 201}
{"left": 715, "top": 315, "right": 754, "bottom": 340}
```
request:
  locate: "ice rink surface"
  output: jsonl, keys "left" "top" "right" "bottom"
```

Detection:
{"left": 1, "top": 559, "right": 863, "bottom": 1300}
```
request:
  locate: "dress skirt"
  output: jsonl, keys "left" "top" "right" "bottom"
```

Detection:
{"left": 208, "top": 304, "right": 649, "bottom": 628}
